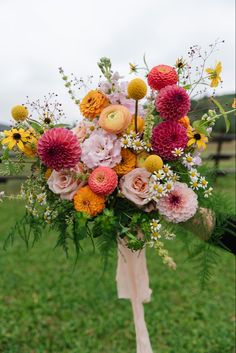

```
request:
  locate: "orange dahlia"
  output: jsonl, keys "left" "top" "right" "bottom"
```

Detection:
{"left": 80, "top": 90, "right": 109, "bottom": 119}
{"left": 178, "top": 116, "right": 190, "bottom": 129}
{"left": 113, "top": 148, "right": 136, "bottom": 176}
{"left": 74, "top": 185, "right": 105, "bottom": 216}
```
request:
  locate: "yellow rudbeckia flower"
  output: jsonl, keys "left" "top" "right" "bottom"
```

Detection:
{"left": 205, "top": 61, "right": 222, "bottom": 88}
{"left": 187, "top": 127, "right": 208, "bottom": 150}
{"left": 1, "top": 128, "right": 31, "bottom": 152}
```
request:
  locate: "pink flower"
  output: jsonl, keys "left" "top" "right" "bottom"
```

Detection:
{"left": 152, "top": 121, "right": 188, "bottom": 161}
{"left": 47, "top": 164, "right": 86, "bottom": 200}
{"left": 119, "top": 168, "right": 151, "bottom": 206}
{"left": 81, "top": 129, "right": 121, "bottom": 169}
{"left": 156, "top": 85, "right": 190, "bottom": 121}
{"left": 157, "top": 182, "right": 198, "bottom": 223}
{"left": 88, "top": 166, "right": 118, "bottom": 195}
{"left": 37, "top": 128, "right": 81, "bottom": 171}
{"left": 73, "top": 119, "right": 99, "bottom": 143}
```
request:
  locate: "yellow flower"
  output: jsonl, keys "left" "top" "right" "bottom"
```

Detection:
{"left": 11, "top": 105, "right": 29, "bottom": 121}
{"left": 113, "top": 148, "right": 136, "bottom": 176}
{"left": 144, "top": 155, "right": 163, "bottom": 173}
{"left": 74, "top": 186, "right": 105, "bottom": 216}
{"left": 1, "top": 128, "right": 31, "bottom": 151}
{"left": 127, "top": 78, "right": 147, "bottom": 100}
{"left": 205, "top": 62, "right": 222, "bottom": 88}
{"left": 187, "top": 127, "right": 208, "bottom": 150}
{"left": 129, "top": 63, "right": 138, "bottom": 74}
{"left": 80, "top": 90, "right": 109, "bottom": 119}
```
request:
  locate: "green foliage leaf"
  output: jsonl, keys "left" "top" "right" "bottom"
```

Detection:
{"left": 211, "top": 97, "right": 230, "bottom": 132}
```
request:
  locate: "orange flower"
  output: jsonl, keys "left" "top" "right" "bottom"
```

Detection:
{"left": 45, "top": 168, "right": 52, "bottom": 180}
{"left": 99, "top": 105, "right": 132, "bottom": 134}
{"left": 80, "top": 90, "right": 109, "bottom": 119}
{"left": 126, "top": 115, "right": 145, "bottom": 133}
{"left": 74, "top": 185, "right": 105, "bottom": 216}
{"left": 113, "top": 148, "right": 136, "bottom": 176}
{"left": 178, "top": 116, "right": 190, "bottom": 129}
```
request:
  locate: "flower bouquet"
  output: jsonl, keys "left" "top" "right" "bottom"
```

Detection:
{"left": 1, "top": 42, "right": 235, "bottom": 352}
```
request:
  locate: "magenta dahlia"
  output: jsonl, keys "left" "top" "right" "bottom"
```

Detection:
{"left": 152, "top": 121, "right": 188, "bottom": 161}
{"left": 37, "top": 128, "right": 81, "bottom": 171}
{"left": 155, "top": 85, "right": 190, "bottom": 121}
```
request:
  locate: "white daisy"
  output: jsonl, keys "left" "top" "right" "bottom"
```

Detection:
{"left": 204, "top": 187, "right": 213, "bottom": 198}
{"left": 199, "top": 177, "right": 208, "bottom": 189}
{"left": 171, "top": 147, "right": 184, "bottom": 157}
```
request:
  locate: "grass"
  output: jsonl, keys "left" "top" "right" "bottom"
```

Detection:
{"left": 0, "top": 151, "right": 235, "bottom": 352}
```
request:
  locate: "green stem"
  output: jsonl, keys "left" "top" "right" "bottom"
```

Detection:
{"left": 134, "top": 100, "right": 139, "bottom": 133}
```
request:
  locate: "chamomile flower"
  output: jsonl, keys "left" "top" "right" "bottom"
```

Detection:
{"left": 150, "top": 219, "right": 161, "bottom": 232}
{"left": 182, "top": 153, "right": 195, "bottom": 168}
{"left": 190, "top": 179, "right": 200, "bottom": 190}
{"left": 121, "top": 135, "right": 131, "bottom": 148}
{"left": 151, "top": 231, "right": 162, "bottom": 240}
{"left": 132, "top": 138, "right": 144, "bottom": 151}
{"left": 171, "top": 173, "right": 180, "bottom": 182}
{"left": 171, "top": 147, "right": 184, "bottom": 157}
{"left": 36, "top": 192, "right": 47, "bottom": 205}
{"left": 143, "top": 141, "right": 152, "bottom": 152}
{"left": 199, "top": 177, "right": 208, "bottom": 189}
{"left": 162, "top": 164, "right": 173, "bottom": 177}
{"left": 189, "top": 168, "right": 200, "bottom": 179}
{"left": 163, "top": 231, "right": 176, "bottom": 240}
{"left": 151, "top": 182, "right": 167, "bottom": 199}
{"left": 165, "top": 179, "right": 174, "bottom": 192}
{"left": 204, "top": 187, "right": 213, "bottom": 198}
{"left": 153, "top": 169, "right": 165, "bottom": 181}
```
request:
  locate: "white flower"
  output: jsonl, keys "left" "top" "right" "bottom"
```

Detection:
{"left": 199, "top": 177, "right": 208, "bottom": 189}
{"left": 150, "top": 219, "right": 161, "bottom": 232}
{"left": 163, "top": 231, "right": 176, "bottom": 240}
{"left": 121, "top": 135, "right": 131, "bottom": 148}
{"left": 190, "top": 179, "right": 200, "bottom": 190}
{"left": 151, "top": 231, "right": 162, "bottom": 240}
{"left": 165, "top": 179, "right": 174, "bottom": 192}
{"left": 36, "top": 193, "right": 47, "bottom": 205}
{"left": 171, "top": 147, "right": 184, "bottom": 157}
{"left": 204, "top": 187, "right": 213, "bottom": 198}
{"left": 132, "top": 138, "right": 144, "bottom": 151}
{"left": 162, "top": 164, "right": 173, "bottom": 177}
{"left": 143, "top": 142, "right": 152, "bottom": 152}
{"left": 153, "top": 169, "right": 165, "bottom": 181}
{"left": 189, "top": 168, "right": 200, "bottom": 179}
{"left": 150, "top": 182, "right": 167, "bottom": 199}
{"left": 171, "top": 173, "right": 180, "bottom": 182}
{"left": 182, "top": 153, "right": 195, "bottom": 168}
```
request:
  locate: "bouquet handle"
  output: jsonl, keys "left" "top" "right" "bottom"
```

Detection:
{"left": 116, "top": 238, "right": 153, "bottom": 353}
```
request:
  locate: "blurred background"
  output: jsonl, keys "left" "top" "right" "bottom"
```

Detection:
{"left": 0, "top": 1, "right": 235, "bottom": 352}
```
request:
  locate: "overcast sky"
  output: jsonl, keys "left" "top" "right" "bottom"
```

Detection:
{"left": 0, "top": 0, "right": 235, "bottom": 125}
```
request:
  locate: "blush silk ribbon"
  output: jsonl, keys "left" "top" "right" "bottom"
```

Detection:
{"left": 116, "top": 239, "right": 153, "bottom": 353}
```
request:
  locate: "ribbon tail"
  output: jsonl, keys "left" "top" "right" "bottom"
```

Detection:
{"left": 116, "top": 239, "right": 153, "bottom": 353}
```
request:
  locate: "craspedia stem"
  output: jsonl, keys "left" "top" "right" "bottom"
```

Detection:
{"left": 135, "top": 100, "right": 138, "bottom": 133}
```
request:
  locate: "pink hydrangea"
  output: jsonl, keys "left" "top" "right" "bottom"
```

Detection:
{"left": 81, "top": 129, "right": 121, "bottom": 169}
{"left": 157, "top": 182, "right": 198, "bottom": 223}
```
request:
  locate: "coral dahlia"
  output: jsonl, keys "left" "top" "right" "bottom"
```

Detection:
{"left": 156, "top": 85, "right": 190, "bottom": 121}
{"left": 147, "top": 65, "right": 178, "bottom": 91}
{"left": 88, "top": 166, "right": 118, "bottom": 195}
{"left": 152, "top": 121, "right": 188, "bottom": 161}
{"left": 157, "top": 182, "right": 198, "bottom": 223}
{"left": 37, "top": 128, "right": 81, "bottom": 171}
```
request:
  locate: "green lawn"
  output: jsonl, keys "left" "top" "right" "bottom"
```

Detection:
{"left": 0, "top": 173, "right": 235, "bottom": 353}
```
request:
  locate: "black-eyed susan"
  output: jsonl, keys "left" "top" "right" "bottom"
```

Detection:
{"left": 1, "top": 128, "right": 31, "bottom": 152}
{"left": 187, "top": 127, "right": 208, "bottom": 150}
{"left": 205, "top": 61, "right": 222, "bottom": 88}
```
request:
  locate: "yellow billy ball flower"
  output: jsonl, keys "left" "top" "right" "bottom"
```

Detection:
{"left": 11, "top": 105, "right": 29, "bottom": 122}
{"left": 144, "top": 155, "right": 163, "bottom": 173}
{"left": 127, "top": 78, "right": 147, "bottom": 100}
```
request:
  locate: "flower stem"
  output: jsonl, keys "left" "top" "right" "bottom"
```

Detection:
{"left": 135, "top": 100, "right": 138, "bottom": 133}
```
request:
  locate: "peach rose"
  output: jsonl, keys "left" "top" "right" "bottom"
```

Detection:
{"left": 98, "top": 105, "right": 132, "bottom": 134}
{"left": 119, "top": 168, "right": 150, "bottom": 206}
{"left": 47, "top": 165, "right": 86, "bottom": 200}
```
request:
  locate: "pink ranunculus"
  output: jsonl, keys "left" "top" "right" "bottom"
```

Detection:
{"left": 47, "top": 165, "right": 86, "bottom": 200}
{"left": 119, "top": 168, "right": 151, "bottom": 206}
{"left": 73, "top": 124, "right": 87, "bottom": 142}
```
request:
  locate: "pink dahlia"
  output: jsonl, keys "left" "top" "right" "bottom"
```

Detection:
{"left": 81, "top": 129, "right": 121, "bottom": 169}
{"left": 37, "top": 128, "right": 81, "bottom": 171}
{"left": 157, "top": 182, "right": 198, "bottom": 223}
{"left": 152, "top": 121, "right": 188, "bottom": 160}
{"left": 88, "top": 166, "right": 118, "bottom": 195}
{"left": 156, "top": 85, "right": 190, "bottom": 120}
{"left": 147, "top": 65, "right": 178, "bottom": 91}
